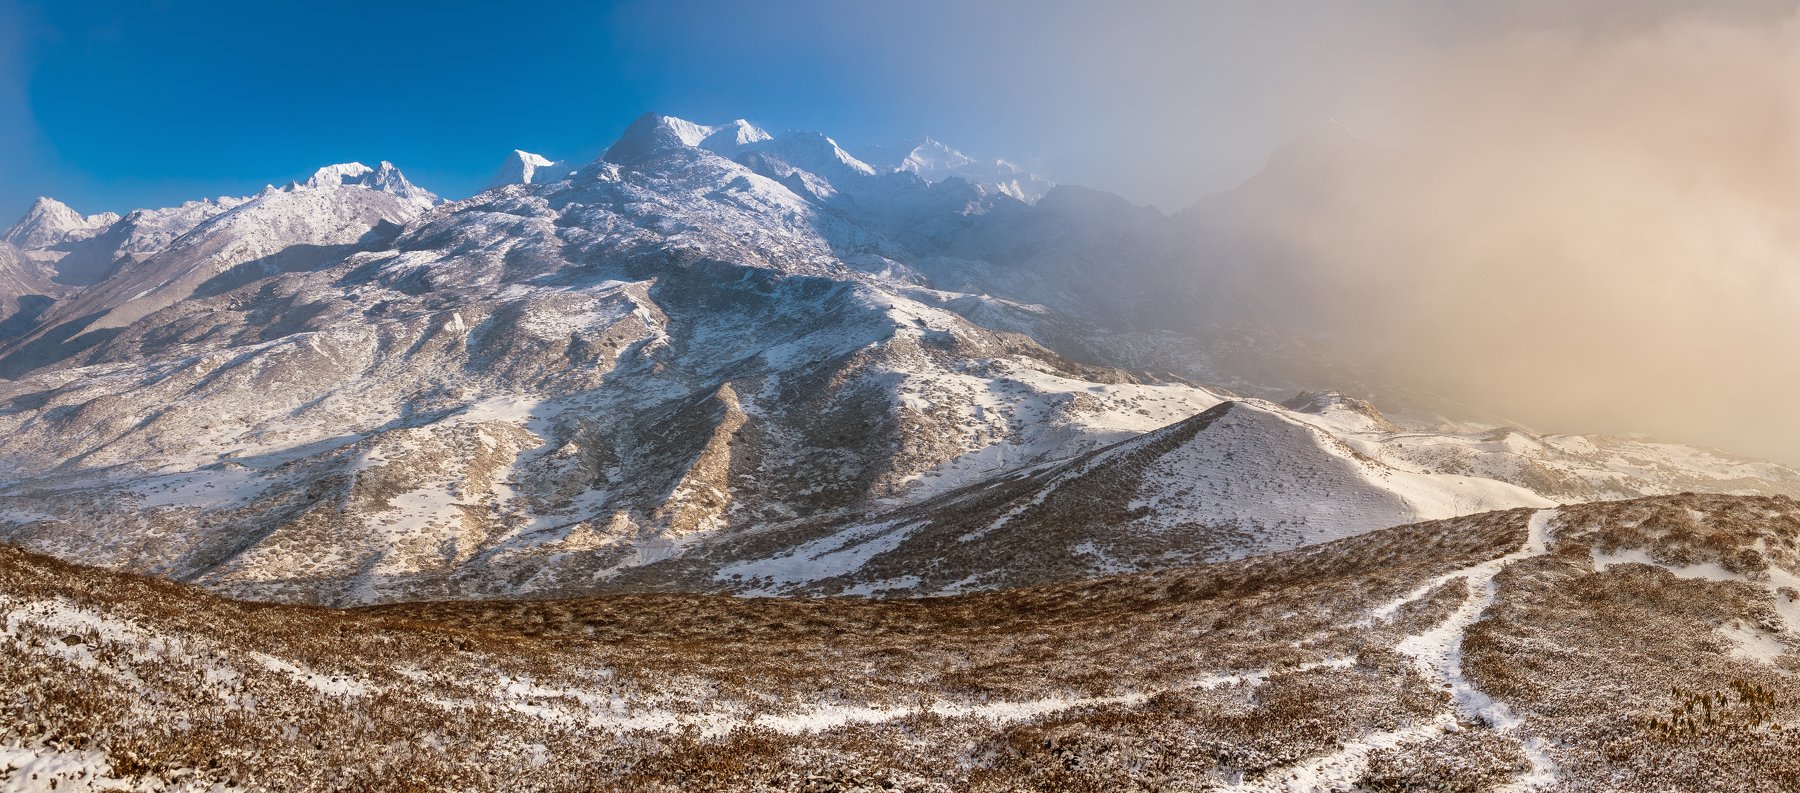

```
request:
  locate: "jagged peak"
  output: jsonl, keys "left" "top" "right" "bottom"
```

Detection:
{"left": 4, "top": 196, "right": 116, "bottom": 249}
{"left": 900, "top": 137, "right": 974, "bottom": 172}
{"left": 600, "top": 113, "right": 889, "bottom": 191}
{"left": 658, "top": 116, "right": 715, "bottom": 148}
{"left": 858, "top": 137, "right": 1053, "bottom": 203}
{"left": 699, "top": 119, "right": 772, "bottom": 155}
{"left": 303, "top": 162, "right": 374, "bottom": 188}
{"left": 487, "top": 149, "right": 568, "bottom": 189}
{"left": 603, "top": 113, "right": 694, "bottom": 164}
{"left": 292, "top": 161, "right": 438, "bottom": 207}
{"left": 603, "top": 113, "right": 773, "bottom": 164}
{"left": 750, "top": 130, "right": 877, "bottom": 177}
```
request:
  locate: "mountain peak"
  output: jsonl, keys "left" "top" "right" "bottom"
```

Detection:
{"left": 487, "top": 150, "right": 567, "bottom": 189}
{"left": 858, "top": 137, "right": 1054, "bottom": 203}
{"left": 602, "top": 113, "right": 704, "bottom": 164}
{"left": 3, "top": 196, "right": 116, "bottom": 249}
{"left": 745, "top": 130, "right": 877, "bottom": 179}
{"left": 303, "top": 162, "right": 374, "bottom": 189}
{"left": 899, "top": 138, "right": 975, "bottom": 173}
{"left": 295, "top": 161, "right": 438, "bottom": 208}
{"left": 25, "top": 195, "right": 77, "bottom": 214}
{"left": 603, "top": 113, "right": 773, "bottom": 164}
{"left": 699, "top": 118, "right": 772, "bottom": 154}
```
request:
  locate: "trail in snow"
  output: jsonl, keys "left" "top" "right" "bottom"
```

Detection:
{"left": 1232, "top": 508, "right": 1561, "bottom": 792}
{"left": 1393, "top": 509, "right": 1552, "bottom": 731}
{"left": 3, "top": 590, "right": 1370, "bottom": 746}
{"left": 494, "top": 658, "right": 1358, "bottom": 739}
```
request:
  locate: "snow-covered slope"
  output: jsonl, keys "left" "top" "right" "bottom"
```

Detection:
{"left": 0, "top": 163, "right": 437, "bottom": 377}
{"left": 8, "top": 494, "right": 1800, "bottom": 791}
{"left": 0, "top": 128, "right": 1221, "bottom": 603}
{"left": 0, "top": 114, "right": 1795, "bottom": 607}
{"left": 1285, "top": 391, "right": 1800, "bottom": 504}
{"left": 0, "top": 243, "right": 56, "bottom": 330}
{"left": 38, "top": 196, "right": 249, "bottom": 286}
{"left": 628, "top": 399, "right": 1553, "bottom": 596}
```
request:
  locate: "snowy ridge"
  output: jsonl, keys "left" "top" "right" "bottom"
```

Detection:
{"left": 0, "top": 113, "right": 1796, "bottom": 606}
{"left": 296, "top": 160, "right": 440, "bottom": 209}
{"left": 1, "top": 197, "right": 118, "bottom": 249}
{"left": 680, "top": 399, "right": 1554, "bottom": 597}
{"left": 859, "top": 136, "right": 1057, "bottom": 202}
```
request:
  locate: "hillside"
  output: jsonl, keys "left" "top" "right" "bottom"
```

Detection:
{"left": 611, "top": 399, "right": 1552, "bottom": 597}
{"left": 2, "top": 116, "right": 1797, "bottom": 607}
{"left": 5, "top": 494, "right": 1800, "bottom": 791}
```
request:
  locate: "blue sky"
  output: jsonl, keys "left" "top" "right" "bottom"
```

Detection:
{"left": 2, "top": 0, "right": 895, "bottom": 216}
{"left": 7, "top": 0, "right": 1784, "bottom": 223}
{"left": 1, "top": 0, "right": 1447, "bottom": 221}
{"left": 4, "top": 0, "right": 1798, "bottom": 463}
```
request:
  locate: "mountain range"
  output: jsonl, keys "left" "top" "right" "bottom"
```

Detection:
{"left": 4, "top": 113, "right": 1799, "bottom": 790}
{"left": 2, "top": 113, "right": 1797, "bottom": 608}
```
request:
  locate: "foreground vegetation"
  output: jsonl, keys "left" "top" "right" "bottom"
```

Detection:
{"left": 4, "top": 495, "right": 1799, "bottom": 790}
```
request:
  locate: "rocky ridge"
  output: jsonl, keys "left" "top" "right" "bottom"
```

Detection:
{"left": 0, "top": 114, "right": 1797, "bottom": 606}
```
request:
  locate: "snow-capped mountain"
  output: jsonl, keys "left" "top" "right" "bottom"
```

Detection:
{"left": 0, "top": 163, "right": 436, "bottom": 378}
{"left": 295, "top": 161, "right": 438, "bottom": 210}
{"left": 0, "top": 114, "right": 1796, "bottom": 606}
{"left": 860, "top": 136, "right": 1057, "bottom": 203}
{"left": 0, "top": 197, "right": 119, "bottom": 251}
{"left": 487, "top": 150, "right": 569, "bottom": 188}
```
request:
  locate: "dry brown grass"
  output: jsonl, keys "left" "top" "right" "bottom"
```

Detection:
{"left": 5, "top": 496, "right": 1800, "bottom": 790}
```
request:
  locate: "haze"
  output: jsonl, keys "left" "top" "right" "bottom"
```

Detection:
{"left": 5, "top": 0, "right": 1799, "bottom": 464}
{"left": 1189, "top": 1, "right": 1800, "bottom": 466}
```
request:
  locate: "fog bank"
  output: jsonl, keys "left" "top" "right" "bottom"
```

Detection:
{"left": 1207, "top": 4, "right": 1800, "bottom": 464}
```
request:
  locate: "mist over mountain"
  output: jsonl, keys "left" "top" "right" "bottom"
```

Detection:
{"left": 2, "top": 111, "right": 1796, "bottom": 608}
{"left": 10, "top": 2, "right": 1795, "bottom": 468}
{"left": 1179, "top": 6, "right": 1800, "bottom": 467}
{"left": 5, "top": 3, "right": 1800, "bottom": 789}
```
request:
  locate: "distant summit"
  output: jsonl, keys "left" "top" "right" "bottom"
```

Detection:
{"left": 858, "top": 137, "right": 1055, "bottom": 203}
{"left": 292, "top": 161, "right": 439, "bottom": 209}
{"left": 602, "top": 113, "right": 773, "bottom": 164}
{"left": 591, "top": 114, "right": 1054, "bottom": 203}
{"left": 2, "top": 197, "right": 118, "bottom": 249}
{"left": 487, "top": 150, "right": 568, "bottom": 188}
